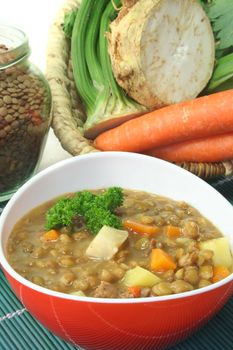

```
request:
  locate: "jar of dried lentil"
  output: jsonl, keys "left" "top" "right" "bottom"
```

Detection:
{"left": 0, "top": 25, "right": 52, "bottom": 201}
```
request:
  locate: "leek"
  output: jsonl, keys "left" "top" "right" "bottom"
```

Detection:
{"left": 70, "top": 0, "right": 146, "bottom": 139}
{"left": 71, "top": 0, "right": 96, "bottom": 115}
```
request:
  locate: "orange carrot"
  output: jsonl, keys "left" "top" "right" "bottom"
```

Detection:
{"left": 94, "top": 90, "right": 233, "bottom": 152}
{"left": 166, "top": 225, "right": 181, "bottom": 239}
{"left": 150, "top": 248, "right": 177, "bottom": 272}
{"left": 123, "top": 220, "right": 160, "bottom": 236}
{"left": 128, "top": 286, "right": 141, "bottom": 298}
{"left": 212, "top": 266, "right": 231, "bottom": 283}
{"left": 41, "top": 229, "right": 60, "bottom": 242}
{"left": 145, "top": 132, "right": 233, "bottom": 163}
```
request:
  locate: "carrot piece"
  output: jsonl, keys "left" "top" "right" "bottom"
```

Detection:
{"left": 94, "top": 90, "right": 233, "bottom": 152}
{"left": 212, "top": 266, "right": 231, "bottom": 283}
{"left": 42, "top": 229, "right": 60, "bottom": 242}
{"left": 128, "top": 286, "right": 141, "bottom": 298}
{"left": 150, "top": 248, "right": 177, "bottom": 272}
{"left": 145, "top": 132, "right": 233, "bottom": 163}
{"left": 123, "top": 220, "right": 160, "bottom": 236}
{"left": 166, "top": 225, "right": 181, "bottom": 239}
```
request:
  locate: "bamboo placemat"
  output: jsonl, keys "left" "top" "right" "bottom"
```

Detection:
{"left": 1, "top": 176, "right": 233, "bottom": 350}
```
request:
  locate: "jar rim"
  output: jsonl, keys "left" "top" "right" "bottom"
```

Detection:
{"left": 0, "top": 24, "right": 30, "bottom": 68}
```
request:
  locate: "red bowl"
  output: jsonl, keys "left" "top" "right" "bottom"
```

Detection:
{"left": 1, "top": 152, "right": 233, "bottom": 350}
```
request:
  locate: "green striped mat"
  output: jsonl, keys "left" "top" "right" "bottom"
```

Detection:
{"left": 1, "top": 176, "right": 233, "bottom": 350}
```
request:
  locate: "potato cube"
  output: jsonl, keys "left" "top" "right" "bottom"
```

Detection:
{"left": 200, "top": 237, "right": 233, "bottom": 268}
{"left": 122, "top": 266, "right": 161, "bottom": 287}
{"left": 86, "top": 225, "right": 128, "bottom": 260}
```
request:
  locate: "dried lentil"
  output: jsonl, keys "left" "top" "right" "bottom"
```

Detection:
{"left": 0, "top": 42, "right": 51, "bottom": 198}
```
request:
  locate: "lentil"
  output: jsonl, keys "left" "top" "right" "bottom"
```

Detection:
{"left": 0, "top": 29, "right": 51, "bottom": 200}
{"left": 57, "top": 256, "right": 75, "bottom": 267}
{"left": 198, "top": 279, "right": 212, "bottom": 288}
{"left": 184, "top": 266, "right": 199, "bottom": 285}
{"left": 100, "top": 269, "right": 114, "bottom": 282}
{"left": 199, "top": 265, "right": 213, "bottom": 280}
{"left": 152, "top": 282, "right": 173, "bottom": 296}
{"left": 60, "top": 272, "right": 76, "bottom": 286}
{"left": 170, "top": 280, "right": 193, "bottom": 294}
{"left": 175, "top": 268, "right": 184, "bottom": 280}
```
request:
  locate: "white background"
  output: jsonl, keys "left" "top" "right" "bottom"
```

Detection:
{"left": 0, "top": 0, "right": 72, "bottom": 170}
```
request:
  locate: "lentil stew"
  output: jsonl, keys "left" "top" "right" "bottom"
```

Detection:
{"left": 6, "top": 188, "right": 233, "bottom": 298}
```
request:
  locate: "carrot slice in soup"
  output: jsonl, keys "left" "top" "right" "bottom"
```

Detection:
{"left": 166, "top": 225, "right": 181, "bottom": 239}
{"left": 41, "top": 229, "right": 60, "bottom": 242}
{"left": 128, "top": 286, "right": 141, "bottom": 298}
{"left": 123, "top": 220, "right": 160, "bottom": 236}
{"left": 150, "top": 248, "right": 177, "bottom": 272}
{"left": 212, "top": 266, "right": 231, "bottom": 283}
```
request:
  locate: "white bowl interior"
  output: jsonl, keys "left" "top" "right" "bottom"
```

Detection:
{"left": 1, "top": 152, "right": 233, "bottom": 301}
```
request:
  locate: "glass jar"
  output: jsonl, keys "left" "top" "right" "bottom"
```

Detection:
{"left": 0, "top": 25, "right": 52, "bottom": 202}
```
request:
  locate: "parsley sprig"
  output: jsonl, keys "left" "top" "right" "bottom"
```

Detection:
{"left": 45, "top": 187, "right": 124, "bottom": 235}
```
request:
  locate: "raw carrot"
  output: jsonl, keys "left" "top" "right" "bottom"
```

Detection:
{"left": 166, "top": 225, "right": 181, "bottom": 239}
{"left": 145, "top": 132, "right": 233, "bottom": 163}
{"left": 123, "top": 220, "right": 160, "bottom": 236}
{"left": 94, "top": 90, "right": 233, "bottom": 152}
{"left": 128, "top": 286, "right": 141, "bottom": 298}
{"left": 150, "top": 248, "right": 177, "bottom": 272}
{"left": 212, "top": 266, "right": 231, "bottom": 283}
{"left": 41, "top": 229, "right": 60, "bottom": 242}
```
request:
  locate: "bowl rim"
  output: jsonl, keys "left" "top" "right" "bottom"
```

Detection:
{"left": 1, "top": 151, "right": 233, "bottom": 304}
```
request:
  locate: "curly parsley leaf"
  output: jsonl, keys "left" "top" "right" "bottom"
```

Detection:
{"left": 45, "top": 187, "right": 124, "bottom": 234}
